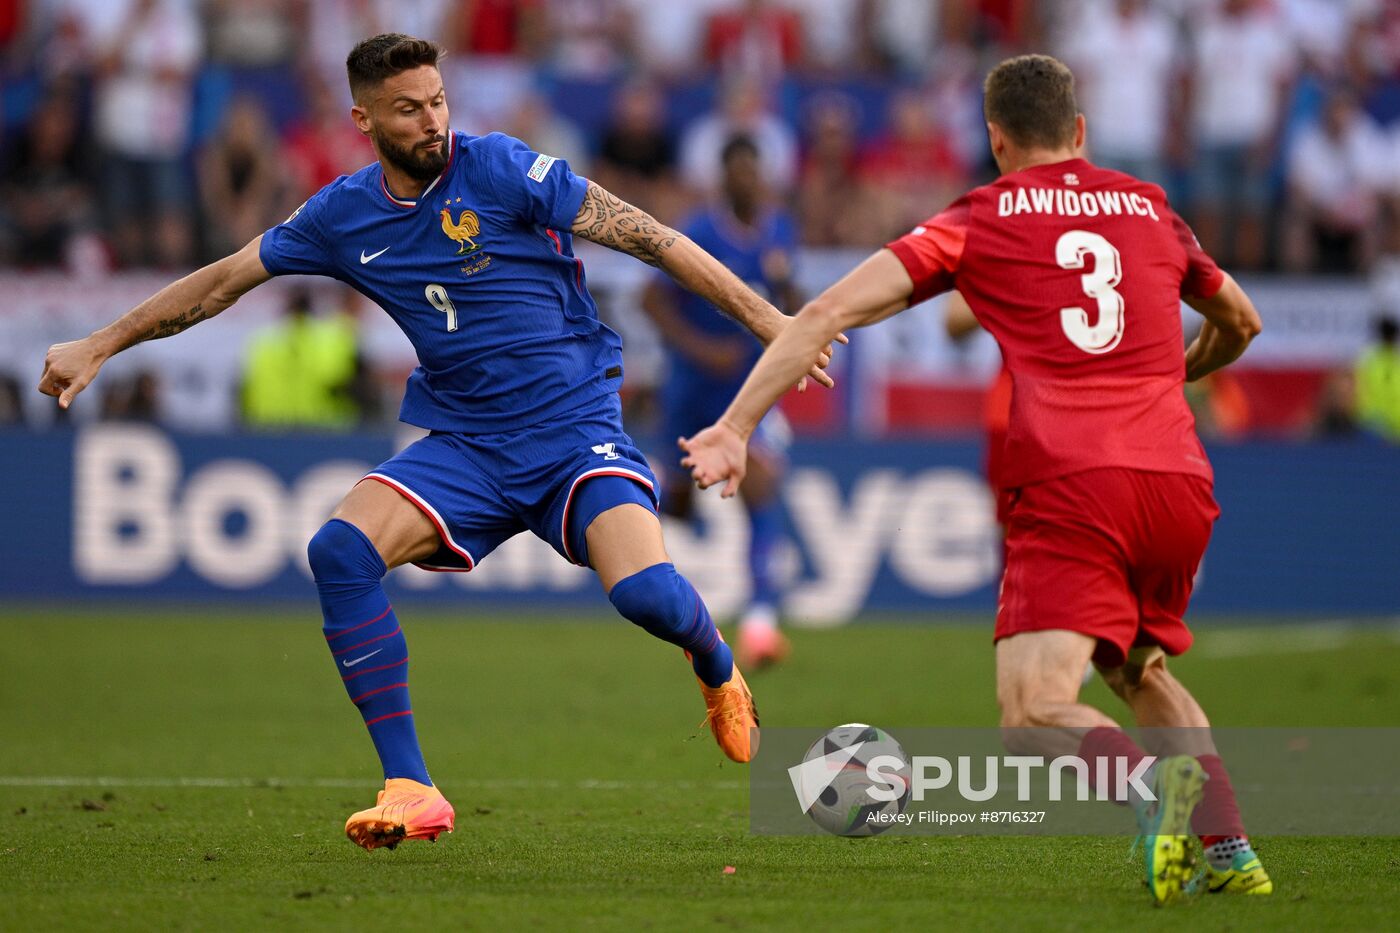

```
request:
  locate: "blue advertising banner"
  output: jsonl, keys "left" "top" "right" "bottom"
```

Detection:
{"left": 0, "top": 426, "right": 1396, "bottom": 618}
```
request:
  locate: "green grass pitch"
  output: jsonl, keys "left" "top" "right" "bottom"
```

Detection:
{"left": 1, "top": 608, "right": 1397, "bottom": 930}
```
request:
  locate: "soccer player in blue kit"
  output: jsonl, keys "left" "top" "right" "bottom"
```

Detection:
{"left": 641, "top": 136, "right": 800, "bottom": 669}
{"left": 37, "top": 34, "right": 839, "bottom": 850}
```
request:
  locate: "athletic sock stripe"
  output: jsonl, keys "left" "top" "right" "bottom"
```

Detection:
{"left": 350, "top": 682, "right": 410, "bottom": 704}
{"left": 685, "top": 596, "right": 718, "bottom": 653}
{"left": 325, "top": 606, "right": 393, "bottom": 643}
{"left": 364, "top": 710, "right": 413, "bottom": 727}
{"left": 331, "top": 626, "right": 402, "bottom": 656}
{"left": 341, "top": 658, "right": 408, "bottom": 682}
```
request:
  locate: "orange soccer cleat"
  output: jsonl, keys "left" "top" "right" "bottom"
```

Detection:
{"left": 344, "top": 778, "right": 455, "bottom": 851}
{"left": 695, "top": 662, "right": 761, "bottom": 763}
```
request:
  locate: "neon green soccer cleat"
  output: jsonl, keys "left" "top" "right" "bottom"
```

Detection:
{"left": 1134, "top": 755, "right": 1208, "bottom": 906}
{"left": 1198, "top": 849, "right": 1274, "bottom": 895}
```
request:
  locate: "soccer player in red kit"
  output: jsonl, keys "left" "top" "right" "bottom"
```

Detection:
{"left": 680, "top": 55, "right": 1270, "bottom": 904}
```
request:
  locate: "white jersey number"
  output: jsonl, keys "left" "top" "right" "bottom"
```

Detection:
{"left": 1056, "top": 230, "right": 1124, "bottom": 354}
{"left": 425, "top": 283, "right": 459, "bottom": 333}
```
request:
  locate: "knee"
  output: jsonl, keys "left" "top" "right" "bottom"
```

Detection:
{"left": 1101, "top": 648, "right": 1168, "bottom": 700}
{"left": 998, "top": 698, "right": 1051, "bottom": 732}
{"left": 997, "top": 671, "right": 1082, "bottom": 732}
{"left": 998, "top": 696, "right": 1054, "bottom": 755}
{"left": 608, "top": 562, "right": 687, "bottom": 628}
{"left": 1097, "top": 664, "right": 1132, "bottom": 702}
{"left": 307, "top": 519, "right": 384, "bottom": 582}
{"left": 997, "top": 683, "right": 1051, "bottom": 731}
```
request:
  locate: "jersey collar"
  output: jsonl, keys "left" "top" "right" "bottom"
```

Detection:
{"left": 379, "top": 132, "right": 457, "bottom": 209}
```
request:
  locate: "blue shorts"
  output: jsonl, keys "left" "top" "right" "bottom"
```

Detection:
{"left": 364, "top": 395, "right": 658, "bottom": 571}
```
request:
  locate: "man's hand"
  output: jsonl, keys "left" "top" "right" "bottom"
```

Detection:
{"left": 38, "top": 335, "right": 110, "bottom": 409}
{"left": 35, "top": 236, "right": 271, "bottom": 411}
{"left": 678, "top": 421, "right": 749, "bottom": 498}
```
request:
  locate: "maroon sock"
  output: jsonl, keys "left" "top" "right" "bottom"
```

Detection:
{"left": 1194, "top": 754, "right": 1247, "bottom": 843}
{"left": 1077, "top": 726, "right": 1151, "bottom": 804}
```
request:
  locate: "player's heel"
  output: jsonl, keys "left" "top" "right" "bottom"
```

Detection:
{"left": 1140, "top": 755, "right": 1207, "bottom": 905}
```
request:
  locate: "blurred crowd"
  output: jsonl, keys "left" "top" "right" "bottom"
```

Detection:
{"left": 2, "top": 0, "right": 1399, "bottom": 440}
{"left": 7, "top": 0, "right": 1400, "bottom": 273}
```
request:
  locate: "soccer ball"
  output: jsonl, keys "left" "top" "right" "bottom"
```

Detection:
{"left": 802, "top": 723, "right": 912, "bottom": 837}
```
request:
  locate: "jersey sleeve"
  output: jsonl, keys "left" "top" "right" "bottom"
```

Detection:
{"left": 482, "top": 133, "right": 589, "bottom": 231}
{"left": 259, "top": 186, "right": 337, "bottom": 277}
{"left": 1169, "top": 208, "right": 1225, "bottom": 299}
{"left": 884, "top": 194, "right": 972, "bottom": 304}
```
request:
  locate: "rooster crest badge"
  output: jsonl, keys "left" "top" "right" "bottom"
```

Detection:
{"left": 440, "top": 207, "right": 482, "bottom": 254}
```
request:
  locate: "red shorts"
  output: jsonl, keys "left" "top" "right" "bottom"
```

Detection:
{"left": 995, "top": 468, "right": 1219, "bottom": 668}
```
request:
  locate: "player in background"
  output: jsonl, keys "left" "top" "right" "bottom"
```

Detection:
{"left": 37, "top": 34, "right": 840, "bottom": 851}
{"left": 680, "top": 55, "right": 1269, "bottom": 904}
{"left": 641, "top": 135, "right": 799, "bottom": 669}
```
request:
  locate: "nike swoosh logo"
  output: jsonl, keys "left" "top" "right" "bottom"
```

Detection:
{"left": 360, "top": 246, "right": 391, "bottom": 264}
{"left": 341, "top": 649, "right": 384, "bottom": 668}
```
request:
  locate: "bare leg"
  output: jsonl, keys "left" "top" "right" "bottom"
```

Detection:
{"left": 1096, "top": 647, "right": 1216, "bottom": 757}
{"left": 996, "top": 629, "right": 1119, "bottom": 758}
{"left": 330, "top": 478, "right": 442, "bottom": 568}
{"left": 585, "top": 503, "right": 671, "bottom": 592}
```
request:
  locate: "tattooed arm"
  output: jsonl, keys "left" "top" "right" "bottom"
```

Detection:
{"left": 570, "top": 181, "right": 842, "bottom": 386}
{"left": 38, "top": 236, "right": 272, "bottom": 408}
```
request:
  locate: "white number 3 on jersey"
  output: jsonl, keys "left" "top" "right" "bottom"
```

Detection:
{"left": 1056, "top": 229, "right": 1124, "bottom": 354}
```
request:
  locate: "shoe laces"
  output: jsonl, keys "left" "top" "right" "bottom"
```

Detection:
{"left": 695, "top": 684, "right": 758, "bottom": 733}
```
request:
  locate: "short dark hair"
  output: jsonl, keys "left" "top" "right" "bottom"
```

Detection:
{"left": 346, "top": 33, "right": 444, "bottom": 103}
{"left": 983, "top": 54, "right": 1079, "bottom": 150}
{"left": 721, "top": 134, "right": 759, "bottom": 167}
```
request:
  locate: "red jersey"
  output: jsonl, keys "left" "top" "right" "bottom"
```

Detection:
{"left": 886, "top": 158, "right": 1224, "bottom": 488}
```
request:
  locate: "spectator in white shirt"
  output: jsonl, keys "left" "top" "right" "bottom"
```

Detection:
{"left": 678, "top": 76, "right": 798, "bottom": 195}
{"left": 1060, "top": 0, "right": 1180, "bottom": 187}
{"left": 1285, "top": 89, "right": 1388, "bottom": 273}
{"left": 1188, "top": 0, "right": 1297, "bottom": 269}
{"left": 89, "top": 0, "right": 203, "bottom": 268}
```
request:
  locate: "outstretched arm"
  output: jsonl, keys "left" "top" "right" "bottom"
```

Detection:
{"left": 38, "top": 236, "right": 272, "bottom": 408}
{"left": 570, "top": 181, "right": 843, "bottom": 388}
{"left": 679, "top": 248, "right": 915, "bottom": 496}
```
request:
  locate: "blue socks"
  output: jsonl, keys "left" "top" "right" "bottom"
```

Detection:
{"left": 307, "top": 519, "right": 430, "bottom": 785}
{"left": 608, "top": 563, "right": 733, "bottom": 687}
{"left": 746, "top": 498, "right": 783, "bottom": 611}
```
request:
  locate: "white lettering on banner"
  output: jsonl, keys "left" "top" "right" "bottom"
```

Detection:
{"left": 70, "top": 427, "right": 1001, "bottom": 616}
{"left": 782, "top": 469, "right": 906, "bottom": 626}
{"left": 289, "top": 462, "right": 377, "bottom": 580}
{"left": 181, "top": 462, "right": 286, "bottom": 588}
{"left": 73, "top": 425, "right": 373, "bottom": 589}
{"left": 887, "top": 470, "right": 1000, "bottom": 595}
{"left": 74, "top": 426, "right": 180, "bottom": 583}
{"left": 651, "top": 492, "right": 749, "bottom": 617}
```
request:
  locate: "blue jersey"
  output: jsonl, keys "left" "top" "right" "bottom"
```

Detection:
{"left": 259, "top": 131, "right": 621, "bottom": 433}
{"left": 659, "top": 205, "right": 796, "bottom": 397}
